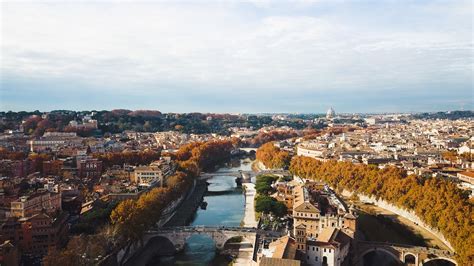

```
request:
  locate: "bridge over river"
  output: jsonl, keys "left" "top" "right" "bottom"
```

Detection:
{"left": 354, "top": 240, "right": 457, "bottom": 266}
{"left": 118, "top": 225, "right": 457, "bottom": 266}
{"left": 199, "top": 169, "right": 291, "bottom": 180}
{"left": 118, "top": 226, "right": 284, "bottom": 265}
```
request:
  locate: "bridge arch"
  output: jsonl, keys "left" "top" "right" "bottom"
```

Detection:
{"left": 182, "top": 231, "right": 223, "bottom": 249}
{"left": 422, "top": 257, "right": 457, "bottom": 266}
{"left": 360, "top": 247, "right": 402, "bottom": 264}
{"left": 403, "top": 252, "right": 417, "bottom": 265}
{"left": 147, "top": 228, "right": 254, "bottom": 252}
{"left": 147, "top": 234, "right": 183, "bottom": 251}
{"left": 221, "top": 235, "right": 245, "bottom": 249}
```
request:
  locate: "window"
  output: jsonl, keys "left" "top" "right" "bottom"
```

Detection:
{"left": 324, "top": 248, "right": 326, "bottom": 252}
{"left": 316, "top": 247, "right": 319, "bottom": 251}
{"left": 312, "top": 247, "right": 315, "bottom": 251}
{"left": 315, "top": 257, "right": 318, "bottom": 261}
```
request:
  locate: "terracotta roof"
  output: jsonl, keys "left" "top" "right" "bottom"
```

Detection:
{"left": 294, "top": 202, "right": 320, "bottom": 213}
{"left": 334, "top": 230, "right": 352, "bottom": 248}
{"left": 459, "top": 171, "right": 474, "bottom": 178}
{"left": 317, "top": 227, "right": 337, "bottom": 243}
{"left": 260, "top": 257, "right": 301, "bottom": 266}
{"left": 268, "top": 235, "right": 298, "bottom": 260}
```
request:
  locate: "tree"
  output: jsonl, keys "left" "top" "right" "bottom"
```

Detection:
{"left": 272, "top": 201, "right": 288, "bottom": 217}
{"left": 255, "top": 195, "right": 275, "bottom": 214}
{"left": 255, "top": 175, "right": 278, "bottom": 195}
{"left": 289, "top": 155, "right": 474, "bottom": 265}
{"left": 256, "top": 142, "right": 290, "bottom": 169}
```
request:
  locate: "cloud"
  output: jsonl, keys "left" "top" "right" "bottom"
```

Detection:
{"left": 0, "top": 0, "right": 472, "bottom": 112}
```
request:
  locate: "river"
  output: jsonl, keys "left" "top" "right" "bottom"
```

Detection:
{"left": 147, "top": 159, "right": 252, "bottom": 265}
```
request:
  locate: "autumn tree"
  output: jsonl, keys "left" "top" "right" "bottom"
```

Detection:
{"left": 290, "top": 155, "right": 474, "bottom": 264}
{"left": 256, "top": 142, "right": 291, "bottom": 169}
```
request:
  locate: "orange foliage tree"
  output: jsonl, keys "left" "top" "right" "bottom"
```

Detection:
{"left": 290, "top": 156, "right": 473, "bottom": 264}
{"left": 256, "top": 142, "right": 291, "bottom": 169}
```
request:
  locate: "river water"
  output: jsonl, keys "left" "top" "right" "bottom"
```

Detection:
{"left": 149, "top": 159, "right": 252, "bottom": 265}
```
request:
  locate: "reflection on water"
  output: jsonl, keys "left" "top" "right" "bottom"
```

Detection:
{"left": 152, "top": 235, "right": 228, "bottom": 266}
{"left": 423, "top": 260, "right": 456, "bottom": 266}
{"left": 363, "top": 251, "right": 403, "bottom": 266}
{"left": 206, "top": 175, "right": 237, "bottom": 192}
{"left": 150, "top": 159, "right": 249, "bottom": 265}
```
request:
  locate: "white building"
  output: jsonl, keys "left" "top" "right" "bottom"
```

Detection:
{"left": 132, "top": 166, "right": 163, "bottom": 188}
{"left": 297, "top": 142, "right": 327, "bottom": 160}
{"left": 304, "top": 228, "right": 351, "bottom": 266}
{"left": 326, "top": 108, "right": 336, "bottom": 120}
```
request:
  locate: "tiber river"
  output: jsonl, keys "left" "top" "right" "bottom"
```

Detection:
{"left": 142, "top": 158, "right": 454, "bottom": 266}
{"left": 148, "top": 159, "right": 251, "bottom": 265}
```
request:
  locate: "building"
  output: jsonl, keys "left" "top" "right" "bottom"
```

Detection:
{"left": 297, "top": 142, "right": 327, "bottom": 160}
{"left": 42, "top": 160, "right": 64, "bottom": 176}
{"left": 326, "top": 108, "right": 335, "bottom": 120}
{"left": 299, "top": 227, "right": 352, "bottom": 266}
{"left": 289, "top": 182, "right": 356, "bottom": 265}
{"left": 77, "top": 158, "right": 103, "bottom": 178}
{"left": 0, "top": 240, "right": 19, "bottom": 266}
{"left": 10, "top": 190, "right": 61, "bottom": 218}
{"left": 257, "top": 235, "right": 300, "bottom": 266}
{"left": 457, "top": 171, "right": 474, "bottom": 185}
{"left": 292, "top": 183, "right": 356, "bottom": 239}
{"left": 130, "top": 158, "right": 174, "bottom": 188}
{"left": 1, "top": 212, "right": 69, "bottom": 256}
{"left": 132, "top": 165, "right": 163, "bottom": 188}
{"left": 68, "top": 119, "right": 98, "bottom": 130}
{"left": 27, "top": 132, "right": 80, "bottom": 152}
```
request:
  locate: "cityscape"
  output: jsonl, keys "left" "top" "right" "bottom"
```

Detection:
{"left": 1, "top": 1, "right": 473, "bottom": 266}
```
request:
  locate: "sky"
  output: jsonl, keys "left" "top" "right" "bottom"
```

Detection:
{"left": 1, "top": 0, "right": 473, "bottom": 113}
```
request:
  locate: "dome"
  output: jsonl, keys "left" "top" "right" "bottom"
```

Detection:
{"left": 326, "top": 107, "right": 335, "bottom": 119}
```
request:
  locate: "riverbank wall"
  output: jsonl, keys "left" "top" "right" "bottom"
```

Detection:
{"left": 341, "top": 189, "right": 455, "bottom": 251}
{"left": 164, "top": 179, "right": 208, "bottom": 226}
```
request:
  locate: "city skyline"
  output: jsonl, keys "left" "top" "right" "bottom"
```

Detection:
{"left": 1, "top": 0, "right": 473, "bottom": 113}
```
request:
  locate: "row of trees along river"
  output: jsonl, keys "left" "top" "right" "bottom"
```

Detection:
{"left": 43, "top": 140, "right": 236, "bottom": 265}
{"left": 256, "top": 142, "right": 473, "bottom": 265}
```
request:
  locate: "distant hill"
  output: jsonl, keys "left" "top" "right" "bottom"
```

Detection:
{"left": 411, "top": 110, "right": 473, "bottom": 120}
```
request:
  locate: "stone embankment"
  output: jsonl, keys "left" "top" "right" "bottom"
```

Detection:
{"left": 164, "top": 180, "right": 208, "bottom": 226}
{"left": 341, "top": 189, "right": 454, "bottom": 251}
{"left": 233, "top": 182, "right": 259, "bottom": 266}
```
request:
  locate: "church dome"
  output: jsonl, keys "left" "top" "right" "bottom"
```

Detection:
{"left": 326, "top": 107, "right": 335, "bottom": 119}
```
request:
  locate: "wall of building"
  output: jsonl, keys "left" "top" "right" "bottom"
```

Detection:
{"left": 306, "top": 245, "right": 337, "bottom": 266}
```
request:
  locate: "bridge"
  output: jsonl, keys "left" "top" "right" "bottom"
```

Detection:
{"left": 144, "top": 226, "right": 260, "bottom": 251}
{"left": 199, "top": 169, "right": 291, "bottom": 180}
{"left": 118, "top": 226, "right": 274, "bottom": 265}
{"left": 354, "top": 241, "right": 457, "bottom": 266}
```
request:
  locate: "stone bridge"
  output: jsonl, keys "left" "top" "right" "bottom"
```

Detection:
{"left": 354, "top": 241, "right": 457, "bottom": 266}
{"left": 118, "top": 226, "right": 261, "bottom": 265}
{"left": 145, "top": 226, "right": 258, "bottom": 251}
{"left": 199, "top": 169, "right": 291, "bottom": 180}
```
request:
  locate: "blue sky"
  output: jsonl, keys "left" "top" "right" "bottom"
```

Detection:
{"left": 1, "top": 0, "right": 472, "bottom": 113}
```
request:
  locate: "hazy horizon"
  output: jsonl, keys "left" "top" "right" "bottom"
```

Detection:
{"left": 1, "top": 108, "right": 472, "bottom": 115}
{"left": 1, "top": 1, "right": 473, "bottom": 113}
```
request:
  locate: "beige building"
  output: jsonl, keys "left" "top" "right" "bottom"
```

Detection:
{"left": 289, "top": 181, "right": 356, "bottom": 265}
{"left": 457, "top": 171, "right": 474, "bottom": 185}
{"left": 257, "top": 235, "right": 300, "bottom": 266}
{"left": 10, "top": 190, "right": 61, "bottom": 218}
{"left": 132, "top": 165, "right": 163, "bottom": 187}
